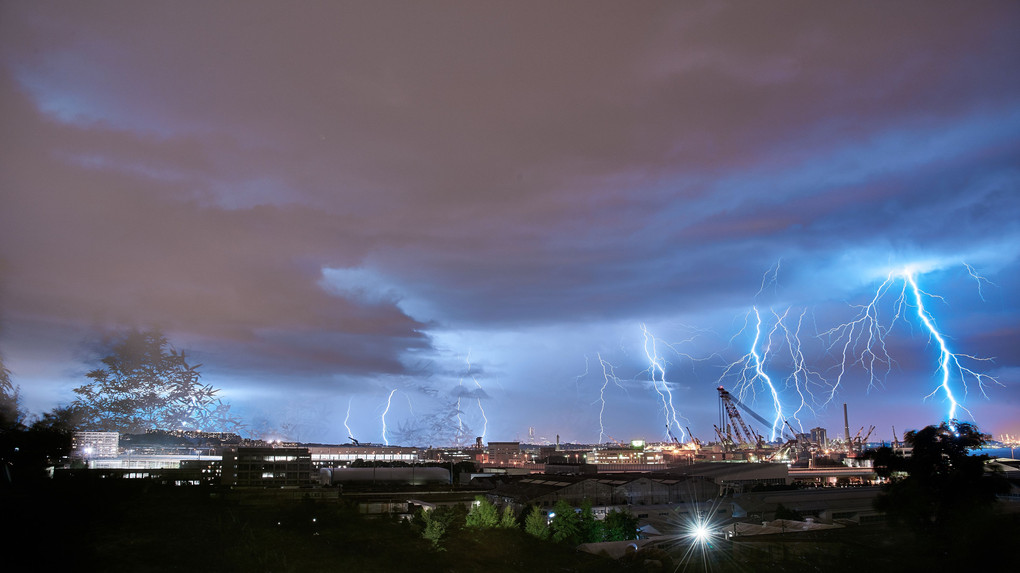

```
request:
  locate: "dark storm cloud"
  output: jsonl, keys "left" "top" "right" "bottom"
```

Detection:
{"left": 451, "top": 386, "right": 490, "bottom": 401}
{"left": 1, "top": 1, "right": 1018, "bottom": 441}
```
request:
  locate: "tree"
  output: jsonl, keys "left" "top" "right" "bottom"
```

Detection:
{"left": 417, "top": 504, "right": 465, "bottom": 550}
{"left": 465, "top": 496, "right": 499, "bottom": 529}
{"left": 1, "top": 405, "right": 77, "bottom": 484}
{"left": 524, "top": 505, "right": 549, "bottom": 540}
{"left": 0, "top": 353, "right": 23, "bottom": 429}
{"left": 498, "top": 505, "right": 518, "bottom": 529}
{"left": 870, "top": 420, "right": 1009, "bottom": 566}
{"left": 549, "top": 499, "right": 581, "bottom": 544}
{"left": 603, "top": 508, "right": 639, "bottom": 541}
{"left": 72, "top": 328, "right": 242, "bottom": 433}
{"left": 578, "top": 499, "right": 604, "bottom": 543}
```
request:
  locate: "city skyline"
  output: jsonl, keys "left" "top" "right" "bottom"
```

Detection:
{"left": 2, "top": 2, "right": 1018, "bottom": 445}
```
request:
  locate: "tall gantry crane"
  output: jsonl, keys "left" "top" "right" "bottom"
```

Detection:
{"left": 718, "top": 386, "right": 773, "bottom": 448}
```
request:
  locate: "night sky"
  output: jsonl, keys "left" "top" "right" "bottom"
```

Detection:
{"left": 2, "top": 2, "right": 1018, "bottom": 446}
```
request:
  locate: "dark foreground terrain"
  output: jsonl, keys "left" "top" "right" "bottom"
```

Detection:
{"left": 5, "top": 480, "right": 1018, "bottom": 573}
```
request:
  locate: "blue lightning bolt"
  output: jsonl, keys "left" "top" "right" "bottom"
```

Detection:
{"left": 716, "top": 307, "right": 789, "bottom": 441}
{"left": 575, "top": 355, "right": 590, "bottom": 399}
{"left": 455, "top": 375, "right": 465, "bottom": 438}
{"left": 776, "top": 308, "right": 827, "bottom": 427}
{"left": 467, "top": 353, "right": 488, "bottom": 442}
{"left": 594, "top": 353, "right": 628, "bottom": 444}
{"left": 381, "top": 389, "right": 397, "bottom": 445}
{"left": 905, "top": 271, "right": 1001, "bottom": 419}
{"left": 821, "top": 263, "right": 1001, "bottom": 421}
{"left": 963, "top": 262, "right": 996, "bottom": 302}
{"left": 819, "top": 272, "right": 903, "bottom": 402}
{"left": 344, "top": 398, "right": 354, "bottom": 441}
{"left": 641, "top": 325, "right": 688, "bottom": 443}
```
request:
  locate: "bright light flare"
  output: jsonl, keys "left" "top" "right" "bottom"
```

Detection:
{"left": 690, "top": 522, "right": 712, "bottom": 544}
{"left": 658, "top": 496, "right": 728, "bottom": 571}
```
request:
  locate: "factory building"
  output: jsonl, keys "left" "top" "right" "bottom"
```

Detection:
{"left": 220, "top": 446, "right": 313, "bottom": 487}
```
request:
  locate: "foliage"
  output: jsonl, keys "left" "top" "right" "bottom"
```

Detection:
{"left": 72, "top": 328, "right": 243, "bottom": 433}
{"left": 465, "top": 496, "right": 499, "bottom": 529}
{"left": 7, "top": 484, "right": 635, "bottom": 573}
{"left": 422, "top": 513, "right": 448, "bottom": 550}
{"left": 1, "top": 405, "right": 77, "bottom": 483}
{"left": 578, "top": 499, "right": 605, "bottom": 543}
{"left": 869, "top": 420, "right": 1009, "bottom": 566}
{"left": 524, "top": 505, "right": 549, "bottom": 540}
{"left": 418, "top": 505, "right": 467, "bottom": 550}
{"left": 549, "top": 499, "right": 581, "bottom": 544}
{"left": 0, "top": 354, "right": 23, "bottom": 429}
{"left": 498, "top": 505, "right": 518, "bottom": 529}
{"left": 603, "top": 508, "right": 639, "bottom": 541}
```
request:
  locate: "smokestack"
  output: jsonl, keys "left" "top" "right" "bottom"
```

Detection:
{"left": 556, "top": 434, "right": 560, "bottom": 451}
{"left": 843, "top": 403, "right": 851, "bottom": 445}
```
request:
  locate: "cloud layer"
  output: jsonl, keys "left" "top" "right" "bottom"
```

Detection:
{"left": 2, "top": 2, "right": 1018, "bottom": 443}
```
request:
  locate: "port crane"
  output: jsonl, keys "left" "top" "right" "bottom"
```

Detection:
{"left": 685, "top": 426, "right": 702, "bottom": 449}
{"left": 717, "top": 386, "right": 794, "bottom": 447}
{"left": 861, "top": 425, "right": 876, "bottom": 445}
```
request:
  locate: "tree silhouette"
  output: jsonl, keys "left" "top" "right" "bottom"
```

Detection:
{"left": 869, "top": 420, "right": 1009, "bottom": 567}
{"left": 0, "top": 352, "right": 22, "bottom": 428}
{"left": 73, "top": 328, "right": 243, "bottom": 433}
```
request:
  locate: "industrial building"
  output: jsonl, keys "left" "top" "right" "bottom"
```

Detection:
{"left": 220, "top": 446, "right": 313, "bottom": 487}
{"left": 72, "top": 431, "right": 119, "bottom": 459}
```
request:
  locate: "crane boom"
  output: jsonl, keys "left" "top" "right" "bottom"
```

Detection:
{"left": 862, "top": 425, "right": 876, "bottom": 444}
{"left": 719, "top": 386, "right": 776, "bottom": 438}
